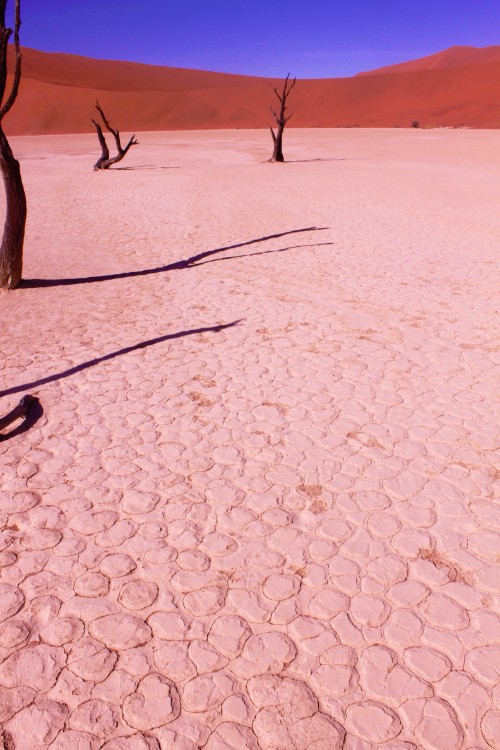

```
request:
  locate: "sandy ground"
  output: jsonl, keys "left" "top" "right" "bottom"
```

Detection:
{"left": 0, "top": 129, "right": 499, "bottom": 749}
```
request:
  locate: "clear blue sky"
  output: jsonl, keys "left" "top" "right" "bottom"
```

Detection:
{"left": 16, "top": 0, "right": 500, "bottom": 78}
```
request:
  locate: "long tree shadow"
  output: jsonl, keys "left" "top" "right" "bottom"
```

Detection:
{"left": 112, "top": 165, "right": 180, "bottom": 171}
{"left": 21, "top": 227, "right": 328, "bottom": 289}
{"left": 0, "top": 397, "right": 43, "bottom": 441}
{"left": 196, "top": 241, "right": 334, "bottom": 266}
{"left": 287, "top": 157, "right": 350, "bottom": 163}
{"left": 0, "top": 321, "right": 241, "bottom": 398}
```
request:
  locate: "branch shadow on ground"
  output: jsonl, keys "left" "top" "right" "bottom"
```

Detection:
{"left": 112, "top": 165, "right": 180, "bottom": 171}
{"left": 0, "top": 397, "right": 43, "bottom": 441}
{"left": 21, "top": 227, "right": 328, "bottom": 289}
{"left": 195, "top": 241, "right": 334, "bottom": 266}
{"left": 0, "top": 321, "right": 241, "bottom": 398}
{"left": 287, "top": 157, "right": 350, "bottom": 163}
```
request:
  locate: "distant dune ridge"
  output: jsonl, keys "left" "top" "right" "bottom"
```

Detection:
{"left": 5, "top": 44, "right": 500, "bottom": 134}
{"left": 356, "top": 44, "right": 500, "bottom": 76}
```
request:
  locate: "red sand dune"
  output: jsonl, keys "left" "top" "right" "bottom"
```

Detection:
{"left": 5, "top": 44, "right": 500, "bottom": 134}
{"left": 357, "top": 44, "right": 500, "bottom": 76}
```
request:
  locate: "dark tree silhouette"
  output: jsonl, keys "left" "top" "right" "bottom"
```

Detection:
{"left": 0, "top": 0, "right": 26, "bottom": 289}
{"left": 269, "top": 74, "right": 296, "bottom": 163}
{"left": 92, "top": 100, "right": 138, "bottom": 170}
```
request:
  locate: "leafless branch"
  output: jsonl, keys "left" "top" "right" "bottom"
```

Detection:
{"left": 92, "top": 99, "right": 138, "bottom": 170}
{"left": 0, "top": 0, "right": 22, "bottom": 121}
{"left": 268, "top": 73, "right": 297, "bottom": 163}
{"left": 92, "top": 118, "right": 110, "bottom": 170}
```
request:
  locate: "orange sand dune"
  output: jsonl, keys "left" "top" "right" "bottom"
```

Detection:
{"left": 5, "top": 45, "right": 500, "bottom": 134}
{"left": 358, "top": 44, "right": 500, "bottom": 76}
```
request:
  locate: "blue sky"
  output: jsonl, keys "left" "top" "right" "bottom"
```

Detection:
{"left": 17, "top": 0, "right": 500, "bottom": 78}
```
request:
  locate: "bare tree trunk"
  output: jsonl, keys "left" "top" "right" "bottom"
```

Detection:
{"left": 269, "top": 124, "right": 285, "bottom": 163}
{"left": 92, "top": 100, "right": 138, "bottom": 170}
{"left": 269, "top": 74, "right": 296, "bottom": 163}
{"left": 92, "top": 119, "right": 110, "bottom": 170}
{"left": 0, "top": 125, "right": 26, "bottom": 287}
{"left": 0, "top": 0, "right": 25, "bottom": 290}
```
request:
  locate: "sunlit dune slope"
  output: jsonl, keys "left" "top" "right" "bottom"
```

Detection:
{"left": 357, "top": 44, "right": 500, "bottom": 76}
{"left": 5, "top": 45, "right": 500, "bottom": 134}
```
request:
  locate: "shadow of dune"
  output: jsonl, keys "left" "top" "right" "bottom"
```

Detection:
{"left": 21, "top": 227, "right": 328, "bottom": 289}
{"left": 0, "top": 397, "right": 43, "bottom": 441}
{"left": 0, "top": 321, "right": 241, "bottom": 398}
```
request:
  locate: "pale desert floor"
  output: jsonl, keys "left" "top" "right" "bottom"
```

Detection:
{"left": 0, "top": 129, "right": 499, "bottom": 750}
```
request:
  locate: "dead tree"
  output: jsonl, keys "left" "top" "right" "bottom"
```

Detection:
{"left": 92, "top": 100, "right": 138, "bottom": 170}
{"left": 269, "top": 74, "right": 296, "bottom": 163}
{"left": 0, "top": 0, "right": 26, "bottom": 290}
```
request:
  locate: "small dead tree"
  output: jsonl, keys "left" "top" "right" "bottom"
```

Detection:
{"left": 92, "top": 100, "right": 138, "bottom": 170}
{"left": 269, "top": 74, "right": 296, "bottom": 163}
{"left": 0, "top": 0, "right": 26, "bottom": 290}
